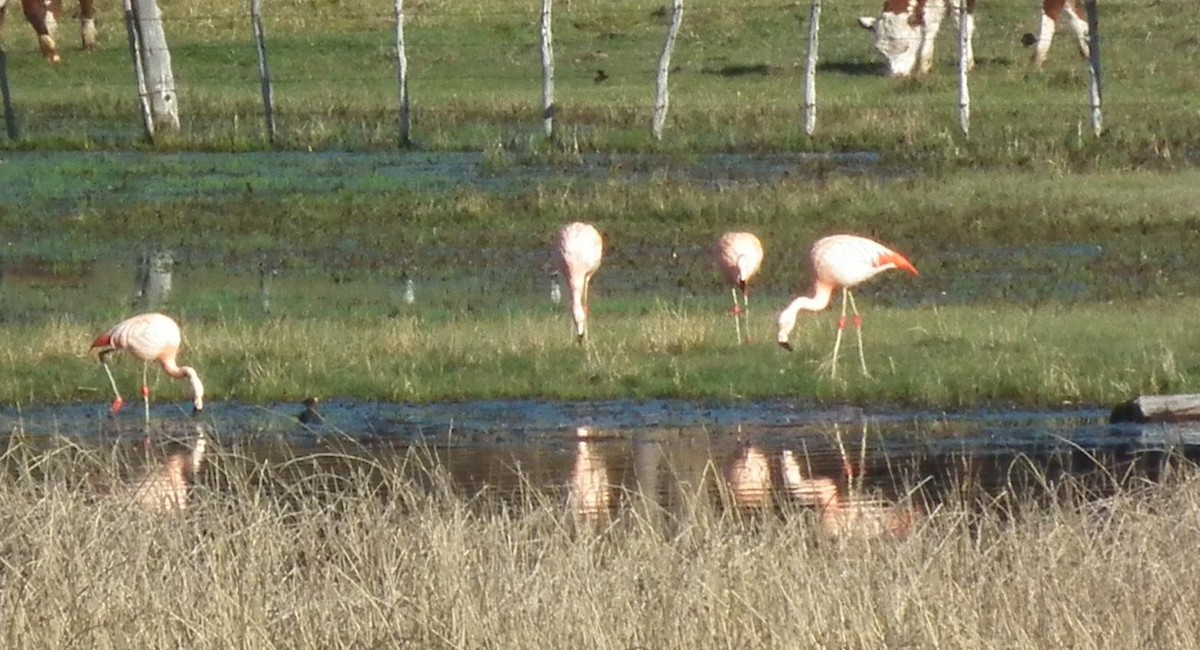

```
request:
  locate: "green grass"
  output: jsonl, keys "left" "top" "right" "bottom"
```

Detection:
{"left": 2, "top": 295, "right": 1197, "bottom": 409}
{"left": 3, "top": 437, "right": 1200, "bottom": 648}
{"left": 2, "top": 161, "right": 1199, "bottom": 409}
{"left": 0, "top": 0, "right": 1196, "bottom": 161}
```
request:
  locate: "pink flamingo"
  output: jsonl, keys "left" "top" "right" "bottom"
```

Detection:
{"left": 776, "top": 234, "right": 918, "bottom": 377}
{"left": 713, "top": 231, "right": 764, "bottom": 345}
{"left": 91, "top": 313, "right": 205, "bottom": 423}
{"left": 554, "top": 222, "right": 604, "bottom": 343}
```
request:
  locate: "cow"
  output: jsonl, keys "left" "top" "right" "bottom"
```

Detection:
{"left": 1021, "top": 0, "right": 1090, "bottom": 70}
{"left": 0, "top": 0, "right": 97, "bottom": 62}
{"left": 857, "top": 0, "right": 976, "bottom": 77}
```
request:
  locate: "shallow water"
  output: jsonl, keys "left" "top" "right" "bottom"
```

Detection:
{"left": 5, "top": 399, "right": 1194, "bottom": 522}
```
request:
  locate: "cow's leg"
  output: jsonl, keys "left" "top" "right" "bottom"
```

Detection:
{"left": 78, "top": 0, "right": 96, "bottom": 51}
{"left": 21, "top": 0, "right": 62, "bottom": 62}
{"left": 1031, "top": 0, "right": 1064, "bottom": 69}
{"left": 949, "top": 0, "right": 976, "bottom": 70}
{"left": 1063, "top": 0, "right": 1090, "bottom": 59}
{"left": 918, "top": 10, "right": 943, "bottom": 74}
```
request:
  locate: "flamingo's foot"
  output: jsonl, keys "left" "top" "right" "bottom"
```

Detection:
{"left": 110, "top": 395, "right": 125, "bottom": 415}
{"left": 744, "top": 337, "right": 752, "bottom": 345}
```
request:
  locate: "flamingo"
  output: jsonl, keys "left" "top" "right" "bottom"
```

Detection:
{"left": 713, "top": 231, "right": 764, "bottom": 345}
{"left": 91, "top": 312, "right": 205, "bottom": 424}
{"left": 776, "top": 234, "right": 918, "bottom": 378}
{"left": 554, "top": 222, "right": 604, "bottom": 343}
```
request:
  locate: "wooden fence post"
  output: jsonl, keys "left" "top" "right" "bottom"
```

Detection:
{"left": 135, "top": 250, "right": 173, "bottom": 308}
{"left": 251, "top": 0, "right": 276, "bottom": 143}
{"left": 122, "top": 0, "right": 155, "bottom": 140}
{"left": 539, "top": 0, "right": 555, "bottom": 140}
{"left": 131, "top": 0, "right": 179, "bottom": 131}
{"left": 957, "top": 3, "right": 970, "bottom": 136}
{"left": 395, "top": 0, "right": 411, "bottom": 146}
{"left": 1084, "top": 0, "right": 1102, "bottom": 136}
{"left": 651, "top": 0, "right": 683, "bottom": 141}
{"left": 802, "top": 0, "right": 820, "bottom": 136}
{"left": 0, "top": 46, "right": 16, "bottom": 140}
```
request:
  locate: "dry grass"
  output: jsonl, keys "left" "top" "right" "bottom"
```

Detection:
{"left": 2, "top": 437, "right": 1200, "bottom": 648}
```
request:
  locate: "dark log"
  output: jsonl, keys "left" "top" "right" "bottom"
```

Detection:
{"left": 1110, "top": 395, "right": 1200, "bottom": 424}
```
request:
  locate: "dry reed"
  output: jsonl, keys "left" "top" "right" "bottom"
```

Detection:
{"left": 2, "top": 437, "right": 1199, "bottom": 648}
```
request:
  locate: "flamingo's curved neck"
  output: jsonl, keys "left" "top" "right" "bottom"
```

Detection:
{"left": 781, "top": 282, "right": 836, "bottom": 320}
{"left": 161, "top": 358, "right": 205, "bottom": 410}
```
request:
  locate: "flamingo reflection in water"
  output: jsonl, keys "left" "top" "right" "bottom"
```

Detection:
{"left": 98, "top": 426, "right": 209, "bottom": 514}
{"left": 568, "top": 436, "right": 614, "bottom": 523}
{"left": 780, "top": 449, "right": 918, "bottom": 540}
{"left": 724, "top": 445, "right": 774, "bottom": 509}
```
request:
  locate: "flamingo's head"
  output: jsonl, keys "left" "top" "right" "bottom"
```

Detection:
{"left": 777, "top": 309, "right": 798, "bottom": 351}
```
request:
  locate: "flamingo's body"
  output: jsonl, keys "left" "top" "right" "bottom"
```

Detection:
{"left": 777, "top": 234, "right": 917, "bottom": 377}
{"left": 91, "top": 313, "right": 205, "bottom": 422}
{"left": 554, "top": 222, "right": 604, "bottom": 343}
{"left": 781, "top": 450, "right": 916, "bottom": 540}
{"left": 713, "top": 231, "right": 764, "bottom": 344}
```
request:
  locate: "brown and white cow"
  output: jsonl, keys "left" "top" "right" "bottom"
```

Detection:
{"left": 857, "top": 0, "right": 976, "bottom": 77}
{"left": 1022, "top": 0, "right": 1090, "bottom": 70}
{"left": 0, "top": 0, "right": 97, "bottom": 62}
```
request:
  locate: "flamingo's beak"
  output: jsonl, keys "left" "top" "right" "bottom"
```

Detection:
{"left": 576, "top": 333, "right": 585, "bottom": 345}
{"left": 192, "top": 406, "right": 203, "bottom": 417}
{"left": 778, "top": 341, "right": 793, "bottom": 352}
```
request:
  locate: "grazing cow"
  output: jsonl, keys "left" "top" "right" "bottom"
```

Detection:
{"left": 857, "top": 0, "right": 976, "bottom": 77}
{"left": 0, "top": 0, "right": 97, "bottom": 62}
{"left": 1021, "top": 0, "right": 1090, "bottom": 70}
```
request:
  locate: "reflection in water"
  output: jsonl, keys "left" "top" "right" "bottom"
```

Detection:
{"left": 121, "top": 427, "right": 208, "bottom": 514}
{"left": 725, "top": 445, "right": 773, "bottom": 509}
{"left": 19, "top": 411, "right": 1190, "bottom": 529}
{"left": 780, "top": 450, "right": 917, "bottom": 540}
{"left": 568, "top": 441, "right": 612, "bottom": 522}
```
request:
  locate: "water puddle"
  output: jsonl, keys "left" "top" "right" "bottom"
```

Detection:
{"left": 4, "top": 399, "right": 1194, "bottom": 526}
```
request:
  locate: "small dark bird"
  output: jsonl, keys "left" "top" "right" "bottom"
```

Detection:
{"left": 1020, "top": 33, "right": 1037, "bottom": 48}
{"left": 298, "top": 397, "right": 323, "bottom": 424}
{"left": 594, "top": 69, "right": 609, "bottom": 84}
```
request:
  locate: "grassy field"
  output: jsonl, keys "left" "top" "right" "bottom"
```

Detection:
{"left": 2, "top": 160, "right": 1199, "bottom": 409}
{"left": 0, "top": 0, "right": 1196, "bottom": 160}
{"left": 0, "top": 0, "right": 1197, "bottom": 409}
{"left": 2, "top": 438, "right": 1199, "bottom": 648}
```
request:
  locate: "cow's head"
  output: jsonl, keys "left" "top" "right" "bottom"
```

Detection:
{"left": 858, "top": 7, "right": 924, "bottom": 77}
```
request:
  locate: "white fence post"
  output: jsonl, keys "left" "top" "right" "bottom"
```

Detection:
{"left": 1084, "top": 0, "right": 1102, "bottom": 136}
{"left": 130, "top": 0, "right": 179, "bottom": 131}
{"left": 395, "top": 0, "right": 411, "bottom": 146}
{"left": 651, "top": 0, "right": 683, "bottom": 141}
{"left": 540, "top": 0, "right": 555, "bottom": 140}
{"left": 957, "top": 4, "right": 970, "bottom": 136}
{"left": 121, "top": 0, "right": 155, "bottom": 140}
{"left": 250, "top": 0, "right": 276, "bottom": 143}
{"left": 802, "top": 0, "right": 820, "bottom": 136}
